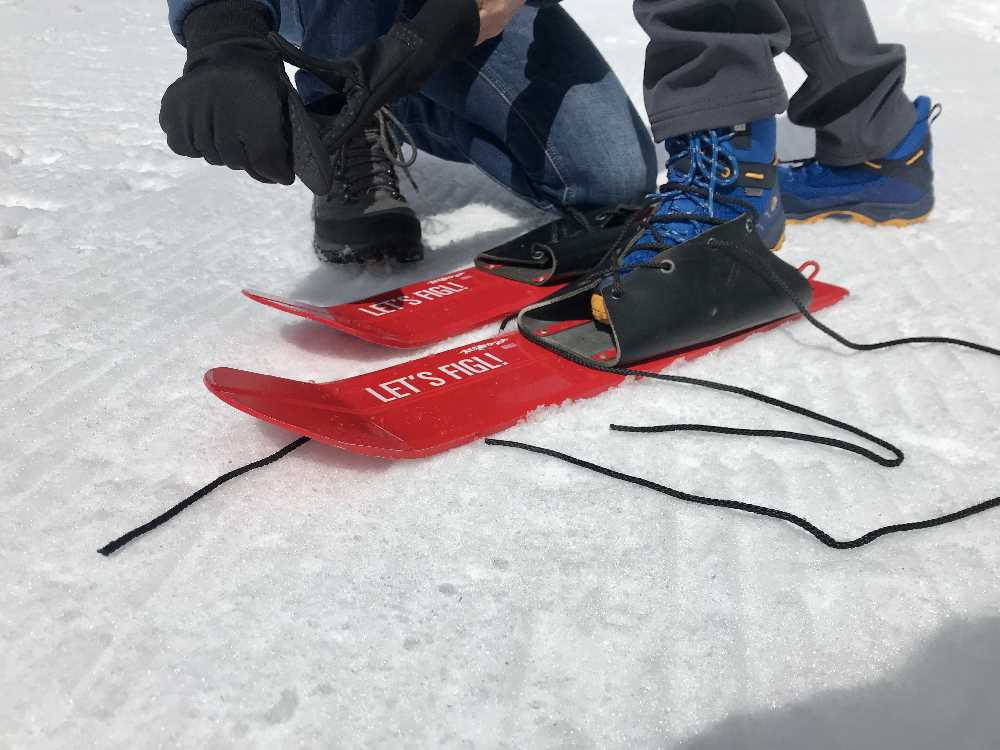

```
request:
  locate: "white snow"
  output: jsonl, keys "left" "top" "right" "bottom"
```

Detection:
{"left": 2, "top": 1, "right": 1000, "bottom": 748}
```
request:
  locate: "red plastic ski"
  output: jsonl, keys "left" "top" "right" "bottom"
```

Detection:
{"left": 209, "top": 268, "right": 848, "bottom": 459}
{"left": 244, "top": 266, "right": 560, "bottom": 349}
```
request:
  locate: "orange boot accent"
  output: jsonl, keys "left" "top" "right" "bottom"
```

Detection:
{"left": 591, "top": 292, "right": 609, "bottom": 324}
{"left": 786, "top": 210, "right": 932, "bottom": 228}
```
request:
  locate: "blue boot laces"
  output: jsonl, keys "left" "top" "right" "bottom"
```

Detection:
{"left": 605, "top": 129, "right": 759, "bottom": 297}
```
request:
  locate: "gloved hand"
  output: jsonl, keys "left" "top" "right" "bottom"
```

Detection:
{"left": 270, "top": 0, "right": 480, "bottom": 154}
{"left": 159, "top": 0, "right": 332, "bottom": 194}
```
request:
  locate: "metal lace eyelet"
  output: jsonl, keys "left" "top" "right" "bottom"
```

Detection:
{"left": 745, "top": 217, "right": 755, "bottom": 233}
{"left": 610, "top": 288, "right": 623, "bottom": 300}
{"left": 595, "top": 212, "right": 610, "bottom": 223}
{"left": 530, "top": 249, "right": 547, "bottom": 261}
{"left": 659, "top": 260, "right": 675, "bottom": 274}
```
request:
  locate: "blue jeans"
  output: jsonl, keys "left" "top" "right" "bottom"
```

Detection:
{"left": 281, "top": 0, "right": 658, "bottom": 211}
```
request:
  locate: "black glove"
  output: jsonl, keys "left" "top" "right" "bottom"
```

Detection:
{"left": 270, "top": 0, "right": 480, "bottom": 153}
{"left": 159, "top": 0, "right": 332, "bottom": 194}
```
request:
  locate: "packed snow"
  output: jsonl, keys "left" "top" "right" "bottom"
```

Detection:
{"left": 2, "top": 1, "right": 1000, "bottom": 747}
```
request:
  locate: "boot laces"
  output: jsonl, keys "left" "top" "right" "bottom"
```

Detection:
{"left": 601, "top": 130, "right": 756, "bottom": 298}
{"left": 640, "top": 130, "right": 750, "bottom": 247}
{"left": 331, "top": 108, "right": 419, "bottom": 203}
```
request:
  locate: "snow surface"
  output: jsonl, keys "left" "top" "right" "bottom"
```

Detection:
{"left": 2, "top": 1, "right": 1000, "bottom": 747}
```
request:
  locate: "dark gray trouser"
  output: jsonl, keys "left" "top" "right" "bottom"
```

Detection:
{"left": 633, "top": 0, "right": 917, "bottom": 165}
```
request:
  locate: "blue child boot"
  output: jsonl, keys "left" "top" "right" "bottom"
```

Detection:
{"left": 780, "top": 96, "right": 938, "bottom": 227}
{"left": 594, "top": 117, "right": 784, "bottom": 321}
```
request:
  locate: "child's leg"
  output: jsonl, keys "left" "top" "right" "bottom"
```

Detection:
{"left": 777, "top": 0, "right": 934, "bottom": 227}
{"left": 633, "top": 0, "right": 791, "bottom": 140}
{"left": 778, "top": 0, "right": 915, "bottom": 166}
{"left": 629, "top": 0, "right": 792, "bottom": 253}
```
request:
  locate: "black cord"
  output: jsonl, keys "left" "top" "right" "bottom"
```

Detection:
{"left": 493, "top": 238, "right": 999, "bottom": 549}
{"left": 98, "top": 437, "right": 311, "bottom": 557}
{"left": 486, "top": 439, "right": 1000, "bottom": 550}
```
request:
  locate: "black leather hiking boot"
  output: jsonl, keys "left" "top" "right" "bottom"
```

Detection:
{"left": 311, "top": 107, "right": 422, "bottom": 264}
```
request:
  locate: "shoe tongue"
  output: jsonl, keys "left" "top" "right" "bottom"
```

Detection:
{"left": 340, "top": 127, "right": 397, "bottom": 196}
{"left": 623, "top": 119, "right": 776, "bottom": 267}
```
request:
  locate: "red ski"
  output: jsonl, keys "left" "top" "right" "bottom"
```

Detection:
{"left": 243, "top": 206, "right": 642, "bottom": 348}
{"left": 244, "top": 266, "right": 560, "bottom": 349}
{"left": 208, "top": 270, "right": 849, "bottom": 459}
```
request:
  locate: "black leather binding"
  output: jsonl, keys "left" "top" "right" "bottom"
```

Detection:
{"left": 518, "top": 215, "right": 813, "bottom": 367}
{"left": 474, "top": 206, "right": 638, "bottom": 286}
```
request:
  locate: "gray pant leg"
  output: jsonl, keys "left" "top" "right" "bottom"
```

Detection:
{"left": 633, "top": 0, "right": 791, "bottom": 141}
{"left": 777, "top": 0, "right": 915, "bottom": 165}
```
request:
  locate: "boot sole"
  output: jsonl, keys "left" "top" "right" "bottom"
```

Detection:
{"left": 787, "top": 210, "right": 931, "bottom": 228}
{"left": 785, "top": 194, "right": 934, "bottom": 228}
{"left": 313, "top": 236, "right": 424, "bottom": 265}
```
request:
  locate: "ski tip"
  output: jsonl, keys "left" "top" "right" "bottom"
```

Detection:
{"left": 242, "top": 288, "right": 275, "bottom": 303}
{"left": 204, "top": 366, "right": 290, "bottom": 396}
{"left": 201, "top": 366, "right": 423, "bottom": 458}
{"left": 204, "top": 366, "right": 333, "bottom": 403}
{"left": 204, "top": 366, "right": 238, "bottom": 392}
{"left": 243, "top": 288, "right": 330, "bottom": 315}
{"left": 243, "top": 288, "right": 300, "bottom": 308}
